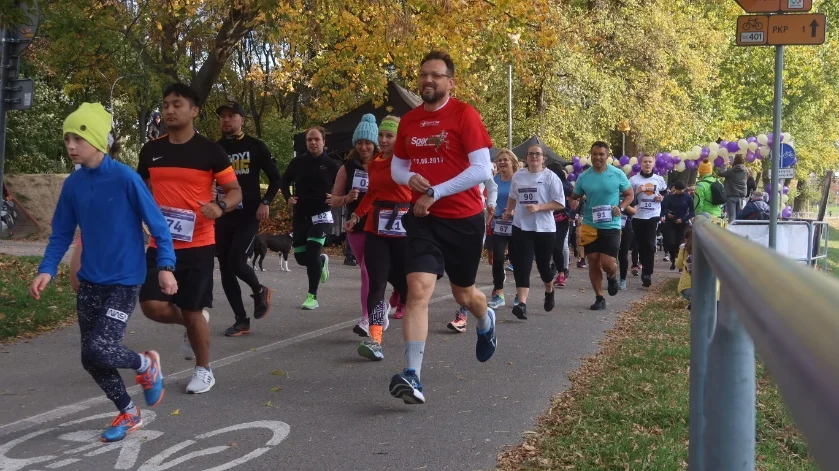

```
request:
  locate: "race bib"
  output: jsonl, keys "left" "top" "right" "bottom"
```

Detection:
{"left": 377, "top": 209, "right": 407, "bottom": 236}
{"left": 592, "top": 205, "right": 612, "bottom": 223}
{"left": 216, "top": 186, "right": 243, "bottom": 209}
{"left": 639, "top": 200, "right": 655, "bottom": 210}
{"left": 621, "top": 214, "right": 628, "bottom": 228}
{"left": 494, "top": 220, "right": 513, "bottom": 236}
{"left": 351, "top": 170, "right": 369, "bottom": 192}
{"left": 312, "top": 211, "right": 334, "bottom": 224}
{"left": 160, "top": 206, "right": 196, "bottom": 242}
{"left": 518, "top": 187, "right": 538, "bottom": 205}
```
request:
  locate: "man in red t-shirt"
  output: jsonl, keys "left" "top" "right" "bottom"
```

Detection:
{"left": 388, "top": 51, "right": 497, "bottom": 405}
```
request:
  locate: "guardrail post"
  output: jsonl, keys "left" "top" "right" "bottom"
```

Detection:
{"left": 702, "top": 287, "right": 756, "bottom": 470}
{"left": 689, "top": 219, "right": 717, "bottom": 471}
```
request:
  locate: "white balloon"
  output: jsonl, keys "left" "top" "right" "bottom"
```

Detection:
{"left": 738, "top": 139, "right": 748, "bottom": 150}
{"left": 622, "top": 164, "right": 632, "bottom": 175}
{"left": 782, "top": 132, "right": 792, "bottom": 143}
{"left": 718, "top": 148, "right": 729, "bottom": 158}
{"left": 748, "top": 142, "right": 759, "bottom": 152}
{"left": 565, "top": 165, "right": 573, "bottom": 173}
{"left": 581, "top": 157, "right": 590, "bottom": 166}
{"left": 760, "top": 145, "right": 770, "bottom": 156}
{"left": 675, "top": 162, "right": 686, "bottom": 172}
{"left": 709, "top": 150, "right": 718, "bottom": 159}
{"left": 782, "top": 194, "right": 789, "bottom": 204}
{"left": 708, "top": 143, "right": 720, "bottom": 152}
{"left": 629, "top": 157, "right": 638, "bottom": 166}
{"left": 757, "top": 134, "right": 769, "bottom": 145}
{"left": 692, "top": 146, "right": 702, "bottom": 155}
{"left": 671, "top": 150, "right": 681, "bottom": 157}
{"left": 607, "top": 157, "right": 614, "bottom": 166}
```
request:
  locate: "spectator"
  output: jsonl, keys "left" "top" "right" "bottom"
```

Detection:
{"left": 737, "top": 191, "right": 771, "bottom": 220}
{"left": 675, "top": 228, "right": 693, "bottom": 309}
{"left": 661, "top": 180, "right": 694, "bottom": 270}
{"left": 746, "top": 169, "right": 756, "bottom": 198}
{"left": 694, "top": 159, "right": 724, "bottom": 217}
{"left": 718, "top": 155, "right": 748, "bottom": 221}
{"left": 146, "top": 112, "right": 163, "bottom": 141}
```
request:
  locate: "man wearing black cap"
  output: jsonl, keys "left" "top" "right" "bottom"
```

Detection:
{"left": 215, "top": 101, "right": 282, "bottom": 337}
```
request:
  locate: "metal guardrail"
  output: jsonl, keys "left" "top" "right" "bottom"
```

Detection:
{"left": 689, "top": 216, "right": 839, "bottom": 471}
{"left": 728, "top": 219, "right": 830, "bottom": 270}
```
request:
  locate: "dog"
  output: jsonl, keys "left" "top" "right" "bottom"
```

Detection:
{"left": 251, "top": 233, "right": 293, "bottom": 272}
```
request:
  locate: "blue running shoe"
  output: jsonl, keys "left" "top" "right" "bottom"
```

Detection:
{"left": 487, "top": 293, "right": 505, "bottom": 309}
{"left": 476, "top": 308, "right": 497, "bottom": 362}
{"left": 136, "top": 350, "right": 164, "bottom": 407}
{"left": 389, "top": 369, "right": 425, "bottom": 404}
{"left": 101, "top": 408, "right": 143, "bottom": 442}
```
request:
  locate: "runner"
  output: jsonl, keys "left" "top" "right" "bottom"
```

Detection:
{"left": 331, "top": 114, "right": 377, "bottom": 335}
{"left": 138, "top": 83, "right": 243, "bottom": 394}
{"left": 547, "top": 161, "right": 573, "bottom": 287}
{"left": 629, "top": 154, "right": 667, "bottom": 287}
{"left": 31, "top": 102, "right": 173, "bottom": 441}
{"left": 502, "top": 145, "right": 565, "bottom": 320}
{"left": 345, "top": 115, "right": 411, "bottom": 360}
{"left": 280, "top": 126, "right": 339, "bottom": 309}
{"left": 568, "top": 141, "right": 633, "bottom": 310}
{"left": 617, "top": 201, "right": 637, "bottom": 290}
{"left": 487, "top": 150, "right": 516, "bottom": 309}
{"left": 215, "top": 101, "right": 281, "bottom": 337}
{"left": 388, "top": 51, "right": 497, "bottom": 404}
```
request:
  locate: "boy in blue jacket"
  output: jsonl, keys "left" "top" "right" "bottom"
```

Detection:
{"left": 29, "top": 103, "right": 178, "bottom": 442}
{"left": 661, "top": 180, "right": 694, "bottom": 270}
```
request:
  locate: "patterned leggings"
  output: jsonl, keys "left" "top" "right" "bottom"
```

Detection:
{"left": 77, "top": 282, "right": 143, "bottom": 411}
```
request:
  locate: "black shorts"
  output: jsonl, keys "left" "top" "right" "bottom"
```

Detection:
{"left": 402, "top": 210, "right": 484, "bottom": 288}
{"left": 292, "top": 219, "right": 331, "bottom": 248}
{"left": 584, "top": 229, "right": 621, "bottom": 259}
{"left": 139, "top": 245, "right": 215, "bottom": 312}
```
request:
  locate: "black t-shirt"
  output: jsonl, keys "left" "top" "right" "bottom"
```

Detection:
{"left": 216, "top": 134, "right": 282, "bottom": 213}
{"left": 281, "top": 152, "right": 340, "bottom": 222}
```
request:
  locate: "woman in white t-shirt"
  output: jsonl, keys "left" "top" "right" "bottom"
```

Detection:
{"left": 629, "top": 154, "right": 667, "bottom": 288}
{"left": 502, "top": 145, "right": 565, "bottom": 320}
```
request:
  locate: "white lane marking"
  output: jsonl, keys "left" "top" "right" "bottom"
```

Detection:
{"left": 0, "top": 284, "right": 493, "bottom": 438}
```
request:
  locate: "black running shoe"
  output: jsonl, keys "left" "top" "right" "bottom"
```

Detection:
{"left": 642, "top": 275, "right": 652, "bottom": 288}
{"left": 590, "top": 297, "right": 606, "bottom": 311}
{"left": 544, "top": 291, "right": 555, "bottom": 312}
{"left": 343, "top": 256, "right": 357, "bottom": 267}
{"left": 512, "top": 303, "right": 528, "bottom": 320}
{"left": 252, "top": 285, "right": 271, "bottom": 320}
{"left": 607, "top": 277, "right": 619, "bottom": 296}
{"left": 224, "top": 319, "right": 251, "bottom": 337}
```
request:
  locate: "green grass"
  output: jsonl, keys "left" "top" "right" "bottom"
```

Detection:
{"left": 824, "top": 222, "right": 839, "bottom": 279}
{"left": 498, "top": 279, "right": 815, "bottom": 470}
{"left": 0, "top": 255, "right": 77, "bottom": 342}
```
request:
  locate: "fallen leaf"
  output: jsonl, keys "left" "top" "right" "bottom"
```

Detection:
{"left": 272, "top": 370, "right": 284, "bottom": 376}
{"left": 263, "top": 401, "right": 273, "bottom": 407}
{"left": 271, "top": 386, "right": 282, "bottom": 392}
{"left": 170, "top": 409, "right": 181, "bottom": 416}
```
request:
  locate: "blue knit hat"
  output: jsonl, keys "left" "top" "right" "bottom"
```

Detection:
{"left": 352, "top": 113, "right": 378, "bottom": 146}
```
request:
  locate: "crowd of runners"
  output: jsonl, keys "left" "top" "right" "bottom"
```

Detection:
{"left": 27, "top": 50, "right": 698, "bottom": 442}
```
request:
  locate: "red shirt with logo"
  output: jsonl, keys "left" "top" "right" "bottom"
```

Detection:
{"left": 394, "top": 97, "right": 493, "bottom": 219}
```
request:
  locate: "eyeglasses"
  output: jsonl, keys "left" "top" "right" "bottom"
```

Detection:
{"left": 527, "top": 152, "right": 543, "bottom": 157}
{"left": 419, "top": 72, "right": 451, "bottom": 80}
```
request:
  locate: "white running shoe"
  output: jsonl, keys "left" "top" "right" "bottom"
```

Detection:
{"left": 181, "top": 309, "right": 210, "bottom": 361}
{"left": 383, "top": 310, "right": 390, "bottom": 331}
{"left": 186, "top": 366, "right": 215, "bottom": 394}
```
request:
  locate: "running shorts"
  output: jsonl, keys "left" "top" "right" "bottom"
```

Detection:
{"left": 402, "top": 209, "right": 484, "bottom": 288}
{"left": 139, "top": 245, "right": 215, "bottom": 311}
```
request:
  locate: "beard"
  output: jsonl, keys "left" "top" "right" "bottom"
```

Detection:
{"left": 421, "top": 87, "right": 446, "bottom": 103}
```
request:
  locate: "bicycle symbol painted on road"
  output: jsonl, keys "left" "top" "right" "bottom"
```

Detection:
{"left": 0, "top": 411, "right": 290, "bottom": 471}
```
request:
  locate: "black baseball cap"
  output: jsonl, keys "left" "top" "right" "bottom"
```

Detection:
{"left": 216, "top": 101, "right": 245, "bottom": 116}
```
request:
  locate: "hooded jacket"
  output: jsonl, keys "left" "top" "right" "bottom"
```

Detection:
{"left": 718, "top": 164, "right": 748, "bottom": 198}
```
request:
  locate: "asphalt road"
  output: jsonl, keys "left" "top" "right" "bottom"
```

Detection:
{"left": 0, "top": 242, "right": 676, "bottom": 471}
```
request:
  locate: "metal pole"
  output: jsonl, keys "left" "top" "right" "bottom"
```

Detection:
{"left": 688, "top": 222, "right": 718, "bottom": 471}
{"left": 0, "top": 29, "right": 11, "bottom": 207}
{"left": 622, "top": 132, "right": 626, "bottom": 157}
{"left": 769, "top": 45, "right": 784, "bottom": 249}
{"left": 702, "top": 287, "right": 756, "bottom": 471}
{"left": 507, "top": 63, "right": 512, "bottom": 149}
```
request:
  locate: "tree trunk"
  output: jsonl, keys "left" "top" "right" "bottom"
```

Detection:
{"left": 190, "top": 9, "right": 258, "bottom": 104}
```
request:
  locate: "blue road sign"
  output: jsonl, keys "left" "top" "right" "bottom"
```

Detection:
{"left": 780, "top": 143, "right": 796, "bottom": 168}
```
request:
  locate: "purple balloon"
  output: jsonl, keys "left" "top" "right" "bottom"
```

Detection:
{"left": 727, "top": 141, "right": 740, "bottom": 153}
{"left": 719, "top": 140, "right": 729, "bottom": 149}
{"left": 656, "top": 153, "right": 663, "bottom": 160}
{"left": 755, "top": 148, "right": 763, "bottom": 158}
{"left": 632, "top": 163, "right": 641, "bottom": 172}
{"left": 746, "top": 152, "right": 756, "bottom": 163}
{"left": 747, "top": 136, "right": 757, "bottom": 144}
{"left": 572, "top": 155, "right": 580, "bottom": 163}
{"left": 662, "top": 152, "right": 672, "bottom": 161}
{"left": 700, "top": 147, "right": 710, "bottom": 158}
{"left": 619, "top": 155, "right": 630, "bottom": 166}
{"left": 767, "top": 133, "right": 774, "bottom": 145}
{"left": 714, "top": 157, "right": 725, "bottom": 167}
{"left": 765, "top": 183, "right": 772, "bottom": 193}
{"left": 672, "top": 156, "right": 681, "bottom": 164}
{"left": 783, "top": 186, "right": 789, "bottom": 195}
{"left": 573, "top": 162, "right": 583, "bottom": 172}
{"left": 665, "top": 162, "right": 674, "bottom": 171}
{"left": 685, "top": 159, "right": 695, "bottom": 170}
{"left": 782, "top": 207, "right": 792, "bottom": 219}
{"left": 568, "top": 173, "right": 578, "bottom": 182}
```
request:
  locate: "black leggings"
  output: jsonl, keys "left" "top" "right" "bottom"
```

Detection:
{"left": 292, "top": 221, "right": 329, "bottom": 296}
{"left": 619, "top": 221, "right": 634, "bottom": 280}
{"left": 552, "top": 218, "right": 570, "bottom": 274}
{"left": 216, "top": 214, "right": 261, "bottom": 321}
{"left": 78, "top": 282, "right": 143, "bottom": 411}
{"left": 511, "top": 226, "right": 556, "bottom": 289}
{"left": 569, "top": 224, "right": 579, "bottom": 258}
{"left": 491, "top": 231, "right": 513, "bottom": 291}
{"left": 667, "top": 221, "right": 689, "bottom": 262}
{"left": 365, "top": 233, "right": 408, "bottom": 327}
{"left": 632, "top": 218, "right": 659, "bottom": 277}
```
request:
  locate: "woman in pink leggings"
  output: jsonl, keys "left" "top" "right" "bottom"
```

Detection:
{"left": 330, "top": 114, "right": 378, "bottom": 336}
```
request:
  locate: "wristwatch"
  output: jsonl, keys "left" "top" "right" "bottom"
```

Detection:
{"left": 262, "top": 198, "right": 271, "bottom": 206}
{"left": 158, "top": 266, "right": 175, "bottom": 273}
{"left": 426, "top": 187, "right": 436, "bottom": 198}
{"left": 217, "top": 200, "right": 228, "bottom": 211}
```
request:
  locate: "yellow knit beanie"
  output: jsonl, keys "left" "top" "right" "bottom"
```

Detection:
{"left": 63, "top": 103, "right": 112, "bottom": 154}
{"left": 698, "top": 159, "right": 713, "bottom": 178}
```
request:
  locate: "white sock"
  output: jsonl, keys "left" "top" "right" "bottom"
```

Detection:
{"left": 405, "top": 341, "right": 424, "bottom": 380}
{"left": 122, "top": 402, "right": 137, "bottom": 415}
{"left": 476, "top": 310, "right": 493, "bottom": 333}
{"left": 136, "top": 354, "right": 151, "bottom": 373}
